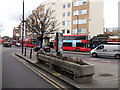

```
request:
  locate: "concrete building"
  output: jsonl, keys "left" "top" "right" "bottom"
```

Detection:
{"left": 40, "top": 0, "right": 104, "bottom": 37}
{"left": 25, "top": 0, "right": 104, "bottom": 46}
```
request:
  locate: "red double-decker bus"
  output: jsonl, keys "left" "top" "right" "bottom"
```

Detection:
{"left": 20, "top": 36, "right": 37, "bottom": 47}
{"left": 54, "top": 35, "right": 91, "bottom": 52}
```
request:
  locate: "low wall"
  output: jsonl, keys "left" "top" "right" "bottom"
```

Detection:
{"left": 37, "top": 54, "right": 94, "bottom": 83}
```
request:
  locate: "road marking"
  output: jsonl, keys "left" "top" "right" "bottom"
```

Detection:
{"left": 33, "top": 68, "right": 64, "bottom": 89}
{"left": 12, "top": 54, "right": 65, "bottom": 89}
{"left": 53, "top": 73, "right": 61, "bottom": 76}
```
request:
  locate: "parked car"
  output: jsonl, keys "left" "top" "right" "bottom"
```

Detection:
{"left": 3, "top": 42, "right": 11, "bottom": 47}
{"left": 90, "top": 44, "right": 120, "bottom": 59}
{"left": 33, "top": 45, "right": 51, "bottom": 52}
{"left": 15, "top": 43, "right": 21, "bottom": 47}
{"left": 11, "top": 40, "right": 17, "bottom": 45}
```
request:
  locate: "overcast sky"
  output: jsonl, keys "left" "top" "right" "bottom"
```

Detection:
{"left": 0, "top": 0, "right": 119, "bottom": 37}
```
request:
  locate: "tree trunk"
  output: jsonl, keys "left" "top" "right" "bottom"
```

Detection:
{"left": 40, "top": 33, "right": 44, "bottom": 48}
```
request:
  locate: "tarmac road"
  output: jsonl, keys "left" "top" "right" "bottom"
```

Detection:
{"left": 2, "top": 47, "right": 56, "bottom": 88}
{"left": 2, "top": 46, "right": 119, "bottom": 89}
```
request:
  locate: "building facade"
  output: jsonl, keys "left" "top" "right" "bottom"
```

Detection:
{"left": 38, "top": 0, "right": 104, "bottom": 37}
{"left": 25, "top": 0, "right": 104, "bottom": 45}
{"left": 104, "top": 27, "right": 120, "bottom": 36}
{"left": 72, "top": 0, "right": 104, "bottom": 38}
{"left": 13, "top": 25, "right": 21, "bottom": 40}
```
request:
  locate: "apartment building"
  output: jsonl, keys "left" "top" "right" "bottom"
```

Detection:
{"left": 72, "top": 0, "right": 104, "bottom": 38}
{"left": 25, "top": 0, "right": 104, "bottom": 45}
{"left": 41, "top": 0, "right": 72, "bottom": 44}
{"left": 55, "top": 0, "right": 72, "bottom": 35}
{"left": 40, "top": 0, "right": 103, "bottom": 36}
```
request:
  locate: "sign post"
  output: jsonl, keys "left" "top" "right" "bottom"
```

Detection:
{"left": 56, "top": 32, "right": 63, "bottom": 56}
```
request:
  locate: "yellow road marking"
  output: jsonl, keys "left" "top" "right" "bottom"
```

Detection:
{"left": 34, "top": 68, "right": 64, "bottom": 89}
{"left": 12, "top": 54, "right": 65, "bottom": 89}
{"left": 53, "top": 73, "right": 61, "bottom": 76}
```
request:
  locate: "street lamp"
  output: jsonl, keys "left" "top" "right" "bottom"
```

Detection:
{"left": 22, "top": 0, "right": 25, "bottom": 54}
{"left": 75, "top": 15, "right": 79, "bottom": 35}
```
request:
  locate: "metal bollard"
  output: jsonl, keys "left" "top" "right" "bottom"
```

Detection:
{"left": 24, "top": 47, "right": 26, "bottom": 56}
{"left": 30, "top": 48, "right": 32, "bottom": 59}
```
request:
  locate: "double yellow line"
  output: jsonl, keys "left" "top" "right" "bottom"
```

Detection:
{"left": 12, "top": 54, "right": 66, "bottom": 89}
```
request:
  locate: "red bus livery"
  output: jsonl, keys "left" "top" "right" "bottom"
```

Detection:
{"left": 20, "top": 36, "right": 37, "bottom": 47}
{"left": 54, "top": 35, "right": 91, "bottom": 52}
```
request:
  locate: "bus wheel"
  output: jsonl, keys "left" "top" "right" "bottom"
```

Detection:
{"left": 115, "top": 54, "right": 120, "bottom": 59}
{"left": 92, "top": 53, "right": 97, "bottom": 57}
{"left": 76, "top": 48, "right": 79, "bottom": 52}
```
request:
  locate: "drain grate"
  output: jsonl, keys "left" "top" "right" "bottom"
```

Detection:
{"left": 99, "top": 73, "right": 113, "bottom": 77}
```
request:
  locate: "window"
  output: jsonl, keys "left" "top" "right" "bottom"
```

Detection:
{"left": 63, "top": 13, "right": 65, "bottom": 17}
{"left": 73, "top": 1, "right": 79, "bottom": 6}
{"left": 67, "top": 30, "right": 70, "bottom": 33}
{"left": 76, "top": 43, "right": 85, "bottom": 47}
{"left": 73, "top": 10, "right": 78, "bottom": 16}
{"left": 78, "top": 1, "right": 83, "bottom": 5}
{"left": 82, "top": 9, "right": 87, "bottom": 14}
{"left": 62, "top": 21, "right": 65, "bottom": 25}
{"left": 73, "top": 11, "right": 76, "bottom": 16}
{"left": 73, "top": 29, "right": 77, "bottom": 33}
{"left": 74, "top": 9, "right": 87, "bottom": 16}
{"left": 62, "top": 21, "right": 70, "bottom": 26}
{"left": 63, "top": 36, "right": 86, "bottom": 40}
{"left": 78, "top": 19, "right": 86, "bottom": 24}
{"left": 67, "top": 12, "right": 70, "bottom": 16}
{"left": 83, "top": 1, "right": 87, "bottom": 5}
{"left": 62, "top": 30, "right": 65, "bottom": 34}
{"left": 63, "top": 4, "right": 66, "bottom": 8}
{"left": 78, "top": 10, "right": 82, "bottom": 15}
{"left": 67, "top": 20, "right": 70, "bottom": 25}
{"left": 74, "top": 0, "right": 87, "bottom": 7}
{"left": 63, "top": 42, "right": 72, "bottom": 47}
{"left": 75, "top": 36, "right": 86, "bottom": 40}
{"left": 67, "top": 3, "right": 71, "bottom": 8}
{"left": 97, "top": 45, "right": 104, "bottom": 50}
{"left": 77, "top": 28, "right": 86, "bottom": 33}
{"left": 77, "top": 29, "right": 81, "bottom": 33}
{"left": 39, "top": 11, "right": 43, "bottom": 15}
{"left": 81, "top": 28, "right": 86, "bottom": 33}
{"left": 73, "top": 20, "right": 77, "bottom": 24}
{"left": 63, "top": 12, "right": 70, "bottom": 17}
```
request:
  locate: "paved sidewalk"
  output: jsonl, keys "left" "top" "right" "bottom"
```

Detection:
{"left": 15, "top": 51, "right": 119, "bottom": 89}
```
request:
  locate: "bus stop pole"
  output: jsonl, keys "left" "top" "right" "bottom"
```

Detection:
{"left": 24, "top": 47, "right": 26, "bottom": 56}
{"left": 22, "top": 0, "right": 25, "bottom": 54}
{"left": 56, "top": 32, "right": 58, "bottom": 53}
{"left": 30, "top": 49, "right": 32, "bottom": 59}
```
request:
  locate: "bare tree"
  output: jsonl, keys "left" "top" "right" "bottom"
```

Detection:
{"left": 25, "top": 6, "right": 60, "bottom": 48}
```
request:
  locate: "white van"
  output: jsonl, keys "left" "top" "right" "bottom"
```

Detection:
{"left": 90, "top": 44, "right": 120, "bottom": 59}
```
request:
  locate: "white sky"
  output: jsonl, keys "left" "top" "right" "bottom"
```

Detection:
{"left": 0, "top": 0, "right": 119, "bottom": 37}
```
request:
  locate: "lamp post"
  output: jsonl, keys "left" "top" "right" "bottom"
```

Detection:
{"left": 22, "top": 0, "right": 25, "bottom": 54}
{"left": 75, "top": 15, "right": 79, "bottom": 35}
